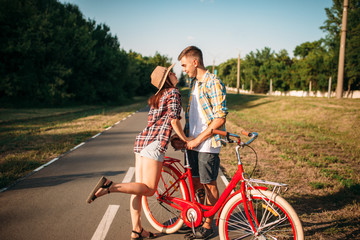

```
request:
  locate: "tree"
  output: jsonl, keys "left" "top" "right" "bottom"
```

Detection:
{"left": 0, "top": 0, "right": 172, "bottom": 106}
{"left": 178, "top": 72, "right": 186, "bottom": 87}
{"left": 321, "top": 0, "right": 360, "bottom": 93}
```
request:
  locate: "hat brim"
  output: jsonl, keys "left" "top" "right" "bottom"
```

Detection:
{"left": 155, "top": 63, "right": 175, "bottom": 95}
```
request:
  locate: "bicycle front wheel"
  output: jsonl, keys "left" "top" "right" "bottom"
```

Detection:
{"left": 142, "top": 165, "right": 188, "bottom": 234}
{"left": 218, "top": 190, "right": 304, "bottom": 240}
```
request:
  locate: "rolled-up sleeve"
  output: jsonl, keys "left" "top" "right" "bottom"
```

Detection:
{"left": 168, "top": 89, "right": 182, "bottom": 120}
{"left": 208, "top": 79, "right": 227, "bottom": 119}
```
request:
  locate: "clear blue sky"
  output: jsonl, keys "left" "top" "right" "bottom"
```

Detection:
{"left": 59, "top": 0, "right": 333, "bottom": 75}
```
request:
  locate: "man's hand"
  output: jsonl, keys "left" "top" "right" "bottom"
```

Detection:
{"left": 186, "top": 138, "right": 201, "bottom": 150}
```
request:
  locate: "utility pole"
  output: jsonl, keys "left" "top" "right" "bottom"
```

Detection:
{"left": 212, "top": 59, "right": 215, "bottom": 74}
{"left": 336, "top": 0, "right": 348, "bottom": 99}
{"left": 237, "top": 52, "right": 240, "bottom": 94}
{"left": 328, "top": 77, "right": 332, "bottom": 98}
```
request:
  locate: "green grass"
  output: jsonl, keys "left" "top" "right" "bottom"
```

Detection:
{"left": 220, "top": 93, "right": 360, "bottom": 239}
{"left": 0, "top": 99, "right": 147, "bottom": 189}
{"left": 2, "top": 90, "right": 360, "bottom": 238}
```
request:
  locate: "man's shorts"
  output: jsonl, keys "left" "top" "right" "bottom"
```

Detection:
{"left": 137, "top": 140, "right": 165, "bottom": 162}
{"left": 187, "top": 150, "right": 220, "bottom": 184}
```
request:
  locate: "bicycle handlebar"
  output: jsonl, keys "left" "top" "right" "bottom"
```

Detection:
{"left": 211, "top": 129, "right": 258, "bottom": 145}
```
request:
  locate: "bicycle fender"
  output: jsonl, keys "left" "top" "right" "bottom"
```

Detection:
{"left": 216, "top": 186, "right": 268, "bottom": 226}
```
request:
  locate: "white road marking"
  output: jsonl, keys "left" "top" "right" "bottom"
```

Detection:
{"left": 43, "top": 157, "right": 59, "bottom": 167}
{"left": 1, "top": 110, "right": 140, "bottom": 193}
{"left": 33, "top": 157, "right": 60, "bottom": 173}
{"left": 33, "top": 166, "right": 44, "bottom": 172}
{"left": 90, "top": 167, "right": 135, "bottom": 240}
{"left": 122, "top": 167, "right": 135, "bottom": 183}
{"left": 91, "top": 204, "right": 120, "bottom": 240}
{"left": 71, "top": 142, "right": 85, "bottom": 151}
{"left": 92, "top": 133, "right": 101, "bottom": 139}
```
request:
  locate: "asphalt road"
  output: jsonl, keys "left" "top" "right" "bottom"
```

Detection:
{"left": 0, "top": 107, "right": 226, "bottom": 240}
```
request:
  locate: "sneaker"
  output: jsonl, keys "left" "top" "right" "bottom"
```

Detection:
{"left": 184, "top": 226, "right": 214, "bottom": 240}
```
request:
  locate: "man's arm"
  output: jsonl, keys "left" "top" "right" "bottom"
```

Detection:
{"left": 186, "top": 117, "right": 225, "bottom": 150}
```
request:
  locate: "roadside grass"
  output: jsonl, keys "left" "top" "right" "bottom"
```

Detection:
{"left": 2, "top": 88, "right": 360, "bottom": 238}
{"left": 0, "top": 99, "right": 147, "bottom": 189}
{"left": 220, "top": 93, "right": 360, "bottom": 239}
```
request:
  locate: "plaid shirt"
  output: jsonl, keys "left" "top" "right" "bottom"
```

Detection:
{"left": 134, "top": 88, "right": 182, "bottom": 153}
{"left": 185, "top": 71, "right": 227, "bottom": 148}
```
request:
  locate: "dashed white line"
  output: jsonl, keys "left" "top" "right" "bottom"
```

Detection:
{"left": 1, "top": 110, "right": 140, "bottom": 194}
{"left": 33, "top": 157, "right": 60, "bottom": 173}
{"left": 122, "top": 167, "right": 135, "bottom": 183}
{"left": 71, "top": 142, "right": 85, "bottom": 151}
{"left": 90, "top": 167, "right": 135, "bottom": 240}
{"left": 91, "top": 205, "right": 120, "bottom": 240}
{"left": 43, "top": 157, "right": 59, "bottom": 167}
{"left": 92, "top": 133, "right": 101, "bottom": 139}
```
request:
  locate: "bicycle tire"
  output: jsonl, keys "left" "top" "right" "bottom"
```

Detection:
{"left": 218, "top": 190, "right": 304, "bottom": 240}
{"left": 142, "top": 165, "right": 188, "bottom": 234}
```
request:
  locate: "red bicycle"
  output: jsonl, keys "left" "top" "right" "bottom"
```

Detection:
{"left": 142, "top": 130, "right": 304, "bottom": 239}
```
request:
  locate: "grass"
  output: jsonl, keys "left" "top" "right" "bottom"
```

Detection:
{"left": 219, "top": 93, "right": 360, "bottom": 239}
{"left": 0, "top": 98, "right": 147, "bottom": 189}
{"left": 2, "top": 90, "right": 360, "bottom": 238}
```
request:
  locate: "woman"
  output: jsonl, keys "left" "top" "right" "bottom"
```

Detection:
{"left": 86, "top": 64, "right": 191, "bottom": 240}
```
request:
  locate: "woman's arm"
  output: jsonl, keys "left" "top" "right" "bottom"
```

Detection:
{"left": 171, "top": 118, "right": 193, "bottom": 142}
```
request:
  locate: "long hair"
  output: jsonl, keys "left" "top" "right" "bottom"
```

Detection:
{"left": 148, "top": 78, "right": 175, "bottom": 109}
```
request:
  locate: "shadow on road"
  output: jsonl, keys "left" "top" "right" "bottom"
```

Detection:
{"left": 8, "top": 170, "right": 125, "bottom": 191}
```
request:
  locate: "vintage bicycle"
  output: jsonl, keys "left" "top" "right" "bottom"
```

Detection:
{"left": 142, "top": 130, "right": 304, "bottom": 239}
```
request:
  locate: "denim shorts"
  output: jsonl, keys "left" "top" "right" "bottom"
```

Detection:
{"left": 138, "top": 140, "right": 165, "bottom": 162}
{"left": 187, "top": 150, "right": 220, "bottom": 184}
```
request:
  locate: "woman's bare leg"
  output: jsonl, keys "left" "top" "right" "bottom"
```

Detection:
{"left": 130, "top": 155, "right": 163, "bottom": 238}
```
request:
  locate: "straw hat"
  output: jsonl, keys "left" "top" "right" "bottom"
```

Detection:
{"left": 151, "top": 63, "right": 175, "bottom": 95}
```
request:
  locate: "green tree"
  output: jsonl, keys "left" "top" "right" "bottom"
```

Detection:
{"left": 321, "top": 0, "right": 360, "bottom": 93}
{"left": 0, "top": 0, "right": 172, "bottom": 106}
{"left": 217, "top": 58, "right": 237, "bottom": 87}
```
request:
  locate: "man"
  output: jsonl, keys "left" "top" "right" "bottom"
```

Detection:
{"left": 178, "top": 46, "right": 227, "bottom": 239}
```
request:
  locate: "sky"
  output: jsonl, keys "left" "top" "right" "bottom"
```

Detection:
{"left": 59, "top": 0, "right": 334, "bottom": 75}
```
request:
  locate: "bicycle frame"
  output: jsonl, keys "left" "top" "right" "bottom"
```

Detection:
{"left": 158, "top": 131, "right": 289, "bottom": 234}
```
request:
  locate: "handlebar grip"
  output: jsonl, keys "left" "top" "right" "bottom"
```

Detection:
{"left": 211, "top": 129, "right": 227, "bottom": 136}
{"left": 241, "top": 131, "right": 253, "bottom": 137}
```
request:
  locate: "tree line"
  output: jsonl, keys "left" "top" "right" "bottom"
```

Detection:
{"left": 1, "top": 0, "right": 358, "bottom": 107}
{"left": 0, "top": 0, "right": 173, "bottom": 106}
{"left": 213, "top": 0, "right": 359, "bottom": 95}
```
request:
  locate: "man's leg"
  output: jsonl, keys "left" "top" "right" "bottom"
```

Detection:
{"left": 198, "top": 152, "right": 220, "bottom": 230}
{"left": 202, "top": 180, "right": 219, "bottom": 229}
{"left": 192, "top": 177, "right": 206, "bottom": 204}
{"left": 187, "top": 150, "right": 205, "bottom": 202}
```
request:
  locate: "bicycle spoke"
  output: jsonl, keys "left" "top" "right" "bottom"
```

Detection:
{"left": 142, "top": 165, "right": 186, "bottom": 233}
{"left": 221, "top": 193, "right": 299, "bottom": 240}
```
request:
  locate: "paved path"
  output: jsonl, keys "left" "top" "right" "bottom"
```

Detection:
{"left": 0, "top": 107, "right": 226, "bottom": 240}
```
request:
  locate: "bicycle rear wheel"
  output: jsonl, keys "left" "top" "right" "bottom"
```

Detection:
{"left": 218, "top": 190, "right": 304, "bottom": 240}
{"left": 142, "top": 165, "right": 188, "bottom": 234}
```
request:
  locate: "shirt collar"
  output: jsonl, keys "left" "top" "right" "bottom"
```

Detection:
{"left": 193, "top": 70, "right": 210, "bottom": 83}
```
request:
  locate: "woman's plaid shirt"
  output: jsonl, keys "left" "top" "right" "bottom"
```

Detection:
{"left": 185, "top": 71, "right": 227, "bottom": 148}
{"left": 134, "top": 88, "right": 182, "bottom": 153}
